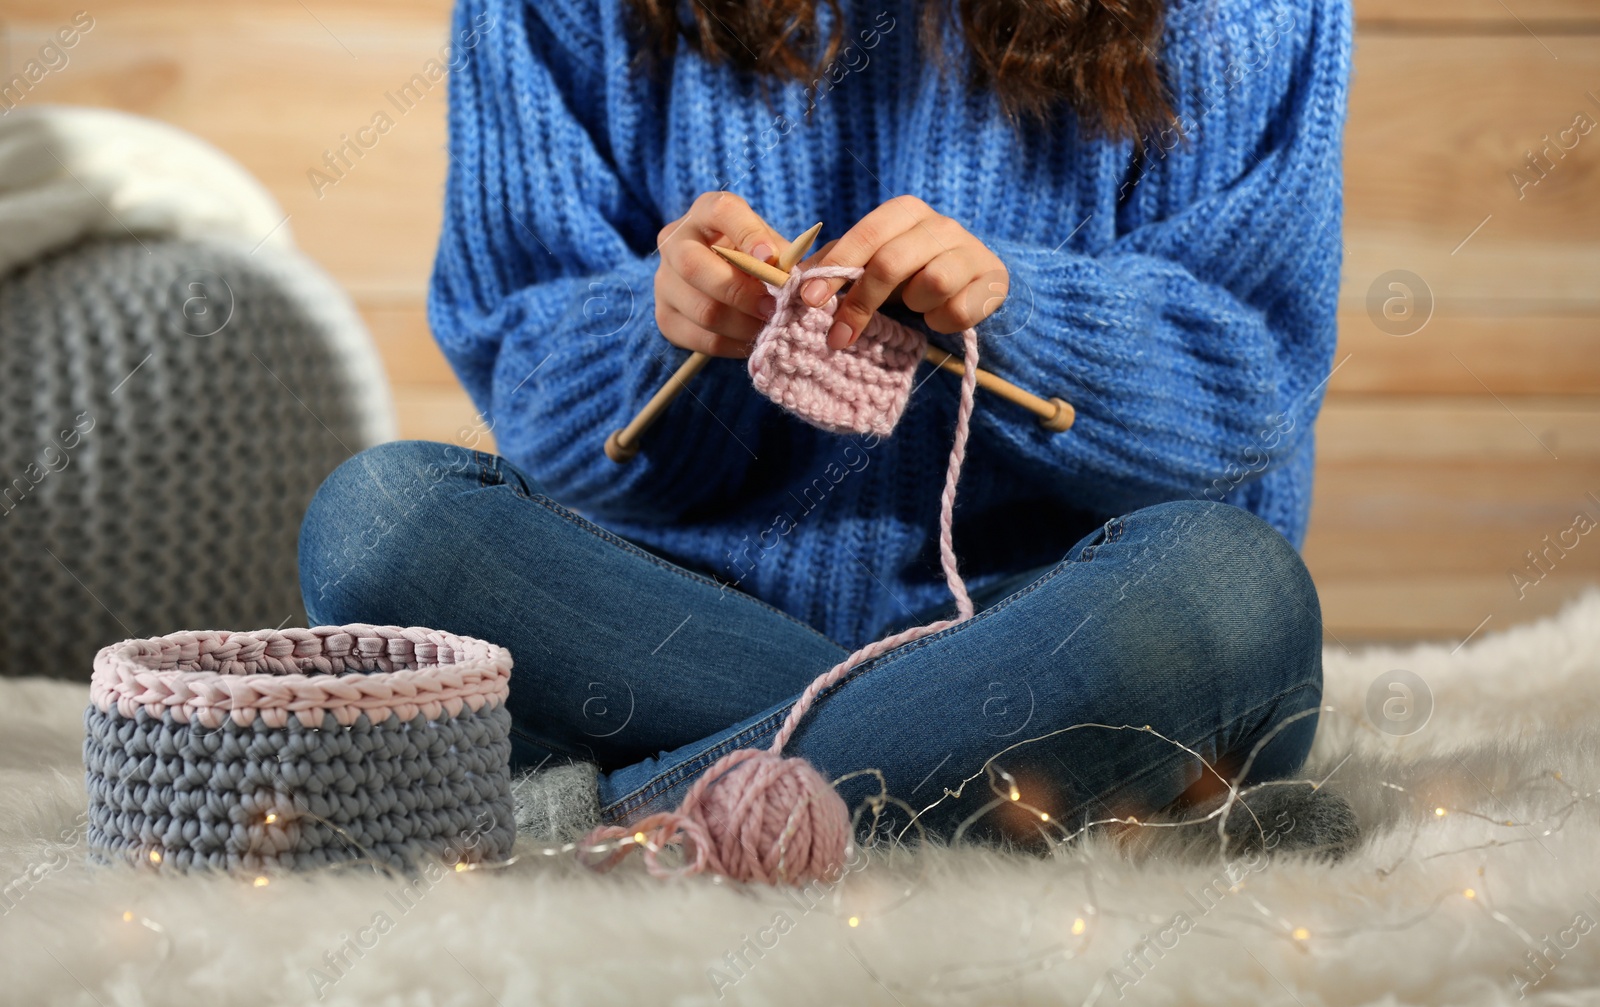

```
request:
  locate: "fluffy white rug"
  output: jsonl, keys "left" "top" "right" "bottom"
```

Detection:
{"left": 4, "top": 593, "right": 1600, "bottom": 1006}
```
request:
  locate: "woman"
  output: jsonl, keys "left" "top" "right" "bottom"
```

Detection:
{"left": 299, "top": 0, "right": 1352, "bottom": 851}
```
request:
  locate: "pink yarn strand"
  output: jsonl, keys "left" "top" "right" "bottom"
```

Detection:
{"left": 768, "top": 322, "right": 980, "bottom": 755}
{"left": 584, "top": 272, "right": 986, "bottom": 886}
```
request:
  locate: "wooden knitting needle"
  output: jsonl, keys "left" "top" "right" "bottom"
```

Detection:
{"left": 924, "top": 346, "right": 1075, "bottom": 431}
{"left": 777, "top": 222, "right": 823, "bottom": 271}
{"left": 604, "top": 227, "right": 1073, "bottom": 462}
{"left": 603, "top": 351, "right": 713, "bottom": 462}
{"left": 605, "top": 225, "right": 822, "bottom": 463}
{"left": 707, "top": 247, "right": 1076, "bottom": 433}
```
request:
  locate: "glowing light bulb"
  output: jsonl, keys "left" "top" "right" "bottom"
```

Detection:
{"left": 264, "top": 812, "right": 278, "bottom": 824}
{"left": 455, "top": 862, "right": 469, "bottom": 872}
{"left": 1434, "top": 807, "right": 1447, "bottom": 817}
{"left": 122, "top": 911, "right": 134, "bottom": 923}
{"left": 1291, "top": 927, "right": 1310, "bottom": 941}
{"left": 1040, "top": 812, "right": 1051, "bottom": 822}
{"left": 1463, "top": 888, "right": 1476, "bottom": 899}
{"left": 1071, "top": 918, "right": 1087, "bottom": 936}
{"left": 848, "top": 916, "right": 860, "bottom": 928}
{"left": 252, "top": 876, "right": 269, "bottom": 888}
{"left": 634, "top": 832, "right": 647, "bottom": 844}
{"left": 148, "top": 850, "right": 162, "bottom": 864}
{"left": 1009, "top": 789, "right": 1021, "bottom": 802}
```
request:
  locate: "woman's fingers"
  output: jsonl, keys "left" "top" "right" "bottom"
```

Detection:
{"left": 899, "top": 248, "right": 972, "bottom": 316}
{"left": 655, "top": 267, "right": 767, "bottom": 354}
{"left": 922, "top": 268, "right": 1010, "bottom": 334}
{"left": 676, "top": 191, "right": 786, "bottom": 264}
{"left": 654, "top": 301, "right": 757, "bottom": 359}
{"left": 653, "top": 191, "right": 787, "bottom": 355}
{"left": 667, "top": 241, "right": 777, "bottom": 322}
{"left": 801, "top": 196, "right": 933, "bottom": 309}
{"left": 798, "top": 197, "right": 1013, "bottom": 346}
{"left": 653, "top": 191, "right": 1011, "bottom": 355}
{"left": 828, "top": 228, "right": 963, "bottom": 349}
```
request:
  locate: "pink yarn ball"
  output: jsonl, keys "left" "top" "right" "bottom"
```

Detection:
{"left": 685, "top": 748, "right": 852, "bottom": 885}
{"left": 582, "top": 304, "right": 985, "bottom": 889}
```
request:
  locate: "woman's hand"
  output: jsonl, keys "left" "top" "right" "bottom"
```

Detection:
{"left": 800, "top": 196, "right": 1009, "bottom": 349}
{"left": 655, "top": 192, "right": 788, "bottom": 358}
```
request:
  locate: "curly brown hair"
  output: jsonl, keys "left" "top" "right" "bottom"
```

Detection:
{"left": 624, "top": 0, "right": 1173, "bottom": 141}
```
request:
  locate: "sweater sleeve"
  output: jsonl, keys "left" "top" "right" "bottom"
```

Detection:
{"left": 428, "top": 0, "right": 766, "bottom": 523}
{"left": 963, "top": 0, "right": 1350, "bottom": 520}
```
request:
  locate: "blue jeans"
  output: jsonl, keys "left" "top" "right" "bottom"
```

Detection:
{"left": 298, "top": 441, "right": 1322, "bottom": 842}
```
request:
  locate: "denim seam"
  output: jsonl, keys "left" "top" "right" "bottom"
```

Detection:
{"left": 508, "top": 723, "right": 594, "bottom": 763}
{"left": 476, "top": 450, "right": 532, "bottom": 499}
{"left": 601, "top": 535, "right": 1133, "bottom": 820}
{"left": 603, "top": 722, "right": 783, "bottom": 821}
{"left": 603, "top": 653, "right": 1319, "bottom": 822}
{"left": 1076, "top": 515, "right": 1124, "bottom": 564}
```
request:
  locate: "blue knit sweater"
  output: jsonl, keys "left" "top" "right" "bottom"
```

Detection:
{"left": 429, "top": 0, "right": 1351, "bottom": 649}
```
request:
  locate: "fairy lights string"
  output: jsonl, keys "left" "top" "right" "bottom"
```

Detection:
{"left": 811, "top": 698, "right": 1600, "bottom": 1000}
{"left": 81, "top": 695, "right": 1599, "bottom": 1004}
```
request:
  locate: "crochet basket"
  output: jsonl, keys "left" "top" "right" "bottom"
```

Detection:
{"left": 84, "top": 625, "right": 516, "bottom": 871}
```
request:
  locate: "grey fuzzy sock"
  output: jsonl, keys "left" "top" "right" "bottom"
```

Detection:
{"left": 1187, "top": 782, "right": 1362, "bottom": 862}
{"left": 1121, "top": 781, "right": 1362, "bottom": 864}
{"left": 510, "top": 762, "right": 601, "bottom": 843}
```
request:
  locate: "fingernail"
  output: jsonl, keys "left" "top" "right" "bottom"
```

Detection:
{"left": 803, "top": 279, "right": 829, "bottom": 306}
{"left": 750, "top": 242, "right": 774, "bottom": 263}
{"left": 757, "top": 295, "right": 777, "bottom": 320}
{"left": 827, "top": 321, "right": 851, "bottom": 348}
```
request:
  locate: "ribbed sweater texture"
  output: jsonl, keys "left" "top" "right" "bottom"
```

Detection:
{"left": 429, "top": 0, "right": 1351, "bottom": 649}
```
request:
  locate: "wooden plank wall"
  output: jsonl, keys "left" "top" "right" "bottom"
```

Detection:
{"left": 4, "top": 0, "right": 1597, "bottom": 642}
{"left": 1322, "top": 3, "right": 1600, "bottom": 640}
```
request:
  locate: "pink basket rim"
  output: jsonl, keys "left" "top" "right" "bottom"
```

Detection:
{"left": 89, "top": 624, "right": 513, "bottom": 730}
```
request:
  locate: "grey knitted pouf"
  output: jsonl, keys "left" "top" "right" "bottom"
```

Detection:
{"left": 84, "top": 624, "right": 516, "bottom": 871}
{"left": 0, "top": 237, "right": 394, "bottom": 679}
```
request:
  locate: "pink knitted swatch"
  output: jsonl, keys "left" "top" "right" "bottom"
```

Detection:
{"left": 747, "top": 266, "right": 927, "bottom": 437}
{"left": 585, "top": 317, "right": 982, "bottom": 885}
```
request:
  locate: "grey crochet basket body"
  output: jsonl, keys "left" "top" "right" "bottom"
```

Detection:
{"left": 84, "top": 625, "right": 516, "bottom": 871}
{"left": 0, "top": 236, "right": 394, "bottom": 679}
